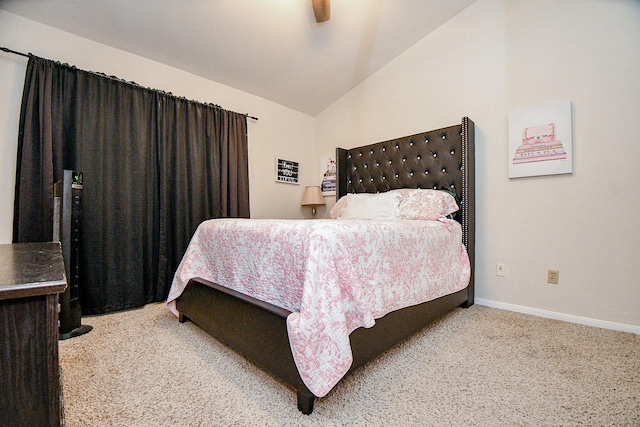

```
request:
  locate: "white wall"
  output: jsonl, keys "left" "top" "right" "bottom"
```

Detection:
{"left": 0, "top": 10, "right": 318, "bottom": 245}
{"left": 316, "top": 0, "right": 640, "bottom": 329}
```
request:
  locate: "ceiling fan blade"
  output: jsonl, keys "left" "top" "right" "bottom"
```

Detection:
{"left": 312, "top": 0, "right": 330, "bottom": 23}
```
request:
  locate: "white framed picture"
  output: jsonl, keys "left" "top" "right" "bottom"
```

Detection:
{"left": 320, "top": 157, "right": 336, "bottom": 196}
{"left": 275, "top": 158, "right": 300, "bottom": 184}
{"left": 508, "top": 101, "right": 573, "bottom": 178}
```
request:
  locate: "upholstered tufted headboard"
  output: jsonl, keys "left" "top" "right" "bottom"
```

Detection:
{"left": 336, "top": 117, "right": 475, "bottom": 305}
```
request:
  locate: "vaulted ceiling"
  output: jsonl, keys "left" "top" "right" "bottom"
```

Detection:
{"left": 0, "top": 0, "right": 476, "bottom": 116}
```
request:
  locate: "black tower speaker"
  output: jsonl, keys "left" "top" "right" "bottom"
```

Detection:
{"left": 54, "top": 170, "right": 92, "bottom": 340}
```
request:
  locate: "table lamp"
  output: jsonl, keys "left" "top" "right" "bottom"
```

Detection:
{"left": 301, "top": 186, "right": 326, "bottom": 217}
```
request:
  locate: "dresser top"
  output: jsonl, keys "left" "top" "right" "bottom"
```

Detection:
{"left": 0, "top": 242, "right": 67, "bottom": 300}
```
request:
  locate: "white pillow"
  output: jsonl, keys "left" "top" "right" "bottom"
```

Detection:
{"left": 339, "top": 192, "right": 402, "bottom": 220}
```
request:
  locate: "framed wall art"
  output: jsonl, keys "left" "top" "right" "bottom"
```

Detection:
{"left": 275, "top": 158, "right": 300, "bottom": 184}
{"left": 320, "top": 157, "right": 336, "bottom": 196}
{"left": 508, "top": 100, "right": 573, "bottom": 178}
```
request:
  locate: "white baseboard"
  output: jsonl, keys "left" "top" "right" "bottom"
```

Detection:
{"left": 475, "top": 298, "right": 640, "bottom": 335}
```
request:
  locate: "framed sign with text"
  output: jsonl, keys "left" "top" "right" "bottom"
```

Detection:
{"left": 275, "top": 158, "right": 300, "bottom": 184}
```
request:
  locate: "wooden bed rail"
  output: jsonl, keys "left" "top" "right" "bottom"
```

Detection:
{"left": 177, "top": 278, "right": 469, "bottom": 414}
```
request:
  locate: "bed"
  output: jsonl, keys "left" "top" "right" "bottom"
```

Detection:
{"left": 168, "top": 117, "right": 475, "bottom": 415}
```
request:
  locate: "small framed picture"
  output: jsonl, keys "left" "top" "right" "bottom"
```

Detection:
{"left": 320, "top": 157, "right": 336, "bottom": 195}
{"left": 275, "top": 158, "right": 300, "bottom": 184}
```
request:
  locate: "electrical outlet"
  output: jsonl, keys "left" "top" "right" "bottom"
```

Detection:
{"left": 496, "top": 263, "right": 505, "bottom": 277}
{"left": 547, "top": 269, "right": 559, "bottom": 284}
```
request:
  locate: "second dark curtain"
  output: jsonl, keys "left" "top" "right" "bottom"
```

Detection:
{"left": 13, "top": 56, "right": 250, "bottom": 314}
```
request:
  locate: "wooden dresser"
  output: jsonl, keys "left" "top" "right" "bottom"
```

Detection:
{"left": 0, "top": 242, "right": 67, "bottom": 427}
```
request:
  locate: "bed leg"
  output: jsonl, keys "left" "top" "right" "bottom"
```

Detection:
{"left": 178, "top": 313, "right": 189, "bottom": 323}
{"left": 297, "top": 390, "right": 315, "bottom": 415}
{"left": 461, "top": 285, "right": 474, "bottom": 308}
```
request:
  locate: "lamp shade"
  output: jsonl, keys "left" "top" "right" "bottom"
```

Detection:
{"left": 301, "top": 186, "right": 326, "bottom": 206}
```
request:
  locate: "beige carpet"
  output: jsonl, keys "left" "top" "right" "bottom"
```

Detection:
{"left": 59, "top": 302, "right": 639, "bottom": 426}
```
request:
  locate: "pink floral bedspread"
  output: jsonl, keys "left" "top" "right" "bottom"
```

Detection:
{"left": 167, "top": 218, "right": 470, "bottom": 398}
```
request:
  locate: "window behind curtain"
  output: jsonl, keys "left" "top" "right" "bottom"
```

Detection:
{"left": 13, "top": 55, "right": 250, "bottom": 314}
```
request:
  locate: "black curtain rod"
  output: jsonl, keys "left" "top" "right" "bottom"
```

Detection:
{"left": 1, "top": 45, "right": 259, "bottom": 121}
{"left": 0, "top": 46, "right": 30, "bottom": 58}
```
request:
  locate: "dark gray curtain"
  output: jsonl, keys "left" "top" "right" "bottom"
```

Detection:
{"left": 13, "top": 56, "right": 250, "bottom": 314}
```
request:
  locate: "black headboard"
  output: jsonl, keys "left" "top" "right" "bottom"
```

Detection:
{"left": 336, "top": 117, "right": 475, "bottom": 305}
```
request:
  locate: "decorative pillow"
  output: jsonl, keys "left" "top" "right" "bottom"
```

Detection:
{"left": 334, "top": 192, "right": 402, "bottom": 220}
{"left": 329, "top": 194, "right": 350, "bottom": 219}
{"left": 392, "top": 189, "right": 459, "bottom": 220}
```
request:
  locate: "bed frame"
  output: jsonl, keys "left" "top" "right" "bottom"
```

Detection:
{"left": 175, "top": 117, "right": 475, "bottom": 415}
